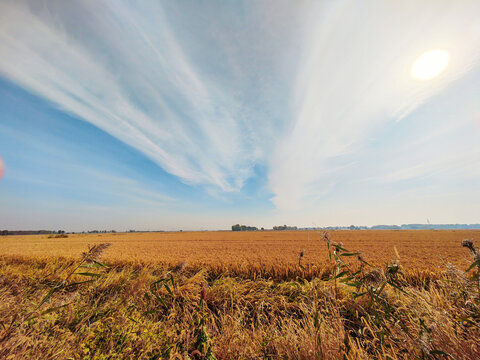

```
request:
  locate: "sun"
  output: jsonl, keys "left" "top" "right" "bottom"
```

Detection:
{"left": 411, "top": 50, "right": 449, "bottom": 80}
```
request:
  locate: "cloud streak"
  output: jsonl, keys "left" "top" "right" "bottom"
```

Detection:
{"left": 269, "top": 0, "right": 480, "bottom": 210}
{"left": 0, "top": 1, "right": 290, "bottom": 191}
{"left": 0, "top": 0, "right": 479, "bottom": 216}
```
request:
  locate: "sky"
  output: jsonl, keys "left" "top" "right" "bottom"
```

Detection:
{"left": 0, "top": 0, "right": 480, "bottom": 231}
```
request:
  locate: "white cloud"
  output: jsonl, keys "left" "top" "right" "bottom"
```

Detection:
{"left": 0, "top": 1, "right": 286, "bottom": 191}
{"left": 268, "top": 0, "right": 480, "bottom": 210}
{"left": 1, "top": 0, "right": 479, "bottom": 217}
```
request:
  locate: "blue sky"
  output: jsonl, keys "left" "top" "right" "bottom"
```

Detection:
{"left": 0, "top": 0, "right": 479, "bottom": 231}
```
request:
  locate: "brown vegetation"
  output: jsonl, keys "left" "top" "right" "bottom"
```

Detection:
{"left": 0, "top": 230, "right": 479, "bottom": 359}
{"left": 1, "top": 230, "right": 477, "bottom": 277}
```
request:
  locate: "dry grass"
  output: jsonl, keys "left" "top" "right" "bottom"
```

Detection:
{"left": 0, "top": 230, "right": 479, "bottom": 359}
{"left": 0, "top": 230, "right": 477, "bottom": 277}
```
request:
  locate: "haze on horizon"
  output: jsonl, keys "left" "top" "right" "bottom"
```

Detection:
{"left": 1, "top": 0, "right": 480, "bottom": 232}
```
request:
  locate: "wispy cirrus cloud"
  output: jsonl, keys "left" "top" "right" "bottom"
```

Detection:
{"left": 1, "top": 0, "right": 479, "bottom": 220}
{"left": 0, "top": 1, "right": 298, "bottom": 192}
{"left": 269, "top": 0, "right": 480, "bottom": 210}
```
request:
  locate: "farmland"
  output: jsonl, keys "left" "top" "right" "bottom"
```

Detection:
{"left": 1, "top": 230, "right": 477, "bottom": 275}
{"left": 1, "top": 230, "right": 480, "bottom": 359}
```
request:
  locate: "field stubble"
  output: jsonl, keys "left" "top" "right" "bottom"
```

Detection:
{"left": 0, "top": 230, "right": 477, "bottom": 279}
{"left": 1, "top": 230, "right": 480, "bottom": 359}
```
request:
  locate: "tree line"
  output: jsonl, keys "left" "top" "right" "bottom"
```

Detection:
{"left": 231, "top": 224, "right": 298, "bottom": 231}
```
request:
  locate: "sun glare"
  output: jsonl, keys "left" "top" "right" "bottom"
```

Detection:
{"left": 0, "top": 156, "right": 4, "bottom": 180}
{"left": 411, "top": 50, "right": 449, "bottom": 80}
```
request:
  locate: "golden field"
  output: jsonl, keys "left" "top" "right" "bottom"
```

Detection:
{"left": 1, "top": 230, "right": 478, "bottom": 271}
{"left": 1, "top": 230, "right": 480, "bottom": 359}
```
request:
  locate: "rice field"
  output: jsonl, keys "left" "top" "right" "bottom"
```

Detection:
{"left": 1, "top": 230, "right": 480, "bottom": 359}
{"left": 1, "top": 230, "right": 477, "bottom": 271}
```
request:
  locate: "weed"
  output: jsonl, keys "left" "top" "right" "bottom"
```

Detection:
{"left": 1, "top": 234, "right": 480, "bottom": 359}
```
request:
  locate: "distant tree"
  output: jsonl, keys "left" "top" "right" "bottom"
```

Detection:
{"left": 232, "top": 224, "right": 257, "bottom": 231}
{"left": 273, "top": 225, "right": 297, "bottom": 231}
